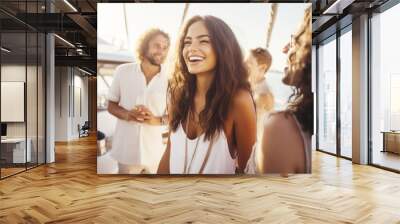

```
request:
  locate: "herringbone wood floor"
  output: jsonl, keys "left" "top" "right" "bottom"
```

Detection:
{"left": 1, "top": 135, "right": 400, "bottom": 223}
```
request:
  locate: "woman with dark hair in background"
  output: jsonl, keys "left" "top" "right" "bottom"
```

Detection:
{"left": 158, "top": 15, "right": 256, "bottom": 174}
{"left": 246, "top": 7, "right": 313, "bottom": 174}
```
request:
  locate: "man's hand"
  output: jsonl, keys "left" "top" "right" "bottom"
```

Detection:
{"left": 108, "top": 101, "right": 151, "bottom": 123}
{"left": 125, "top": 105, "right": 151, "bottom": 122}
{"left": 136, "top": 106, "right": 161, "bottom": 126}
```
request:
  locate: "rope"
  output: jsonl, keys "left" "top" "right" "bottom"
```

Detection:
{"left": 180, "top": 3, "right": 190, "bottom": 29}
{"left": 265, "top": 3, "right": 278, "bottom": 48}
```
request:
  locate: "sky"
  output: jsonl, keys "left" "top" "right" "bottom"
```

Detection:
{"left": 97, "top": 3, "right": 310, "bottom": 72}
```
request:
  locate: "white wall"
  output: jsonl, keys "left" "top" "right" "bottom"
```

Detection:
{"left": 55, "top": 67, "right": 70, "bottom": 141}
{"left": 54, "top": 67, "right": 89, "bottom": 141}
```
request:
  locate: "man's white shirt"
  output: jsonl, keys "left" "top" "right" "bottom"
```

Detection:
{"left": 107, "top": 62, "right": 168, "bottom": 173}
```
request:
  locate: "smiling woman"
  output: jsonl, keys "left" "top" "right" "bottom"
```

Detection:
{"left": 157, "top": 15, "right": 257, "bottom": 174}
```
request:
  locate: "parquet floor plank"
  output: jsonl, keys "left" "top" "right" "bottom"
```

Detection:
{"left": 0, "top": 135, "right": 399, "bottom": 223}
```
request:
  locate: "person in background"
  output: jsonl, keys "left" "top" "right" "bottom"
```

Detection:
{"left": 261, "top": 6, "right": 313, "bottom": 174}
{"left": 245, "top": 47, "right": 275, "bottom": 141}
{"left": 107, "top": 28, "right": 170, "bottom": 174}
{"left": 246, "top": 6, "right": 312, "bottom": 174}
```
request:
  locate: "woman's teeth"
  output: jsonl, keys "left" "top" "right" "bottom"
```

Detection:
{"left": 189, "top": 56, "right": 204, "bottom": 62}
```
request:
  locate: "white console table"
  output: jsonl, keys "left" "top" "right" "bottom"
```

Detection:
{"left": 1, "top": 138, "right": 32, "bottom": 163}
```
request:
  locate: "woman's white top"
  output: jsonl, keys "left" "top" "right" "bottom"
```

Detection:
{"left": 169, "top": 123, "right": 236, "bottom": 174}
{"left": 107, "top": 63, "right": 168, "bottom": 173}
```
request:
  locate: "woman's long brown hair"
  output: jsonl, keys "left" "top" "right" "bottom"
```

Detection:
{"left": 283, "top": 7, "right": 313, "bottom": 134}
{"left": 168, "top": 15, "right": 251, "bottom": 140}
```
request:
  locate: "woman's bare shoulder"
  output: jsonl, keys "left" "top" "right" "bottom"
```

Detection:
{"left": 264, "top": 111, "right": 302, "bottom": 142}
{"left": 261, "top": 111, "right": 306, "bottom": 173}
{"left": 230, "top": 89, "right": 256, "bottom": 120}
{"left": 265, "top": 111, "right": 291, "bottom": 126}
{"left": 232, "top": 89, "right": 254, "bottom": 108}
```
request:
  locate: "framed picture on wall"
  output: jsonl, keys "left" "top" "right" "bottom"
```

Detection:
{"left": 97, "top": 3, "right": 313, "bottom": 175}
{"left": 1, "top": 81, "right": 25, "bottom": 122}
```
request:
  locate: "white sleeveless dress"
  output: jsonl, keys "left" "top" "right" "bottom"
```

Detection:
{"left": 169, "top": 123, "right": 236, "bottom": 174}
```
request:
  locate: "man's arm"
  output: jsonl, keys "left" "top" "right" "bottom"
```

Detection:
{"left": 139, "top": 106, "right": 169, "bottom": 126}
{"left": 107, "top": 101, "right": 129, "bottom": 120}
{"left": 107, "top": 101, "right": 149, "bottom": 122}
